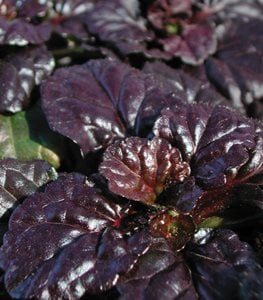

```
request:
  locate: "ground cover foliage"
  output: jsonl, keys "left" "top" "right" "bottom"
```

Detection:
{"left": 0, "top": 0, "right": 262, "bottom": 299}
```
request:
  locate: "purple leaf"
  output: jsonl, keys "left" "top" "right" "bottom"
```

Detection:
{"left": 154, "top": 104, "right": 262, "bottom": 189}
{"left": 41, "top": 59, "right": 127, "bottom": 155}
{"left": 41, "top": 58, "right": 190, "bottom": 155}
{"left": 0, "top": 159, "right": 57, "bottom": 219}
{"left": 159, "top": 177, "right": 203, "bottom": 213}
{"left": 49, "top": 0, "right": 96, "bottom": 40}
{"left": 160, "top": 23, "right": 217, "bottom": 65}
{"left": 0, "top": 46, "right": 54, "bottom": 113}
{"left": 187, "top": 229, "right": 263, "bottom": 300}
{"left": 205, "top": 18, "right": 263, "bottom": 119}
{"left": 99, "top": 137, "right": 190, "bottom": 205}
{"left": 0, "top": 174, "right": 153, "bottom": 298}
{"left": 0, "top": 16, "right": 51, "bottom": 46}
{"left": 118, "top": 237, "right": 198, "bottom": 300}
{"left": 0, "top": 61, "right": 26, "bottom": 113}
{"left": 86, "top": 0, "right": 153, "bottom": 55}
{"left": 143, "top": 61, "right": 228, "bottom": 107}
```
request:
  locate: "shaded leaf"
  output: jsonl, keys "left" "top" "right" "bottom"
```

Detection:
{"left": 143, "top": 61, "right": 228, "bottom": 107}
{"left": 205, "top": 18, "right": 263, "bottom": 120}
{"left": 187, "top": 229, "right": 263, "bottom": 300}
{"left": 86, "top": 0, "right": 153, "bottom": 55}
{"left": 0, "top": 158, "right": 57, "bottom": 218}
{"left": 48, "top": 0, "right": 96, "bottom": 40}
{"left": 118, "top": 237, "right": 198, "bottom": 300}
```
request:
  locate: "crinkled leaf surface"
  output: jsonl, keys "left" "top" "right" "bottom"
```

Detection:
{"left": 0, "top": 174, "right": 152, "bottom": 299}
{"left": 143, "top": 61, "right": 228, "bottom": 107}
{"left": 154, "top": 104, "right": 263, "bottom": 189}
{"left": 205, "top": 18, "right": 263, "bottom": 120}
{"left": 0, "top": 46, "right": 54, "bottom": 113}
{"left": 0, "top": 108, "right": 62, "bottom": 168}
{"left": 117, "top": 237, "right": 198, "bottom": 300}
{"left": 86, "top": 0, "right": 153, "bottom": 55}
{"left": 0, "top": 159, "right": 57, "bottom": 218}
{"left": 41, "top": 58, "right": 193, "bottom": 155}
{"left": 99, "top": 137, "right": 190, "bottom": 205}
{"left": 187, "top": 229, "right": 263, "bottom": 300}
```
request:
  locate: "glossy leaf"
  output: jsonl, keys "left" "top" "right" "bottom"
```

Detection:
{"left": 117, "top": 237, "right": 198, "bottom": 300}
{"left": 187, "top": 229, "right": 263, "bottom": 300}
{"left": 41, "top": 58, "right": 189, "bottom": 155}
{"left": 154, "top": 104, "right": 263, "bottom": 189}
{"left": 205, "top": 18, "right": 263, "bottom": 120}
{"left": 0, "top": 159, "right": 57, "bottom": 218}
{"left": 0, "top": 46, "right": 55, "bottom": 113}
{"left": 99, "top": 137, "right": 190, "bottom": 205}
{"left": 86, "top": 0, "right": 153, "bottom": 55}
{"left": 142, "top": 61, "right": 228, "bottom": 107}
{"left": 0, "top": 175, "right": 152, "bottom": 299}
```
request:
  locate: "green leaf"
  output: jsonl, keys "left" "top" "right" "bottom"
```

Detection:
{"left": 0, "top": 107, "right": 62, "bottom": 168}
{"left": 198, "top": 216, "right": 224, "bottom": 229}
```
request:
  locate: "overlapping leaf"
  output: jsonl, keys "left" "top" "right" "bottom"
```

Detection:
{"left": 117, "top": 237, "right": 198, "bottom": 300}
{"left": 0, "top": 174, "right": 152, "bottom": 299}
{"left": 0, "top": 46, "right": 54, "bottom": 113}
{"left": 154, "top": 104, "right": 263, "bottom": 189}
{"left": 100, "top": 137, "right": 190, "bottom": 205}
{"left": 0, "top": 17, "right": 50, "bottom": 46}
{"left": 0, "top": 159, "right": 57, "bottom": 218}
{"left": 187, "top": 229, "right": 263, "bottom": 300}
{"left": 86, "top": 0, "right": 153, "bottom": 55}
{"left": 205, "top": 18, "right": 263, "bottom": 120}
{"left": 41, "top": 58, "right": 188, "bottom": 155}
{"left": 48, "top": 0, "right": 96, "bottom": 40}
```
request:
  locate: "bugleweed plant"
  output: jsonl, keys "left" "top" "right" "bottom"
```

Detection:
{"left": 0, "top": 1, "right": 262, "bottom": 299}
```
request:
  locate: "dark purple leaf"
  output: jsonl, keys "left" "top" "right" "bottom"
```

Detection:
{"left": 160, "top": 23, "right": 217, "bottom": 65}
{"left": 118, "top": 237, "right": 198, "bottom": 300}
{"left": 16, "top": 0, "right": 48, "bottom": 19}
{"left": 86, "top": 0, "right": 153, "bottom": 55}
{"left": 41, "top": 58, "right": 190, "bottom": 155}
{"left": 41, "top": 59, "right": 127, "bottom": 155}
{"left": 147, "top": 0, "right": 192, "bottom": 31}
{"left": 0, "top": 159, "right": 57, "bottom": 219}
{"left": 159, "top": 177, "right": 203, "bottom": 213}
{"left": 205, "top": 18, "right": 263, "bottom": 120}
{"left": 49, "top": 0, "right": 96, "bottom": 40}
{"left": 0, "top": 61, "right": 26, "bottom": 113}
{"left": 187, "top": 229, "right": 263, "bottom": 300}
{"left": 143, "top": 61, "right": 228, "bottom": 107}
{"left": 0, "top": 174, "right": 153, "bottom": 299}
{"left": 0, "top": 46, "right": 54, "bottom": 113}
{"left": 0, "top": 16, "right": 51, "bottom": 46}
{"left": 154, "top": 104, "right": 263, "bottom": 189}
{"left": 99, "top": 137, "right": 190, "bottom": 205}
